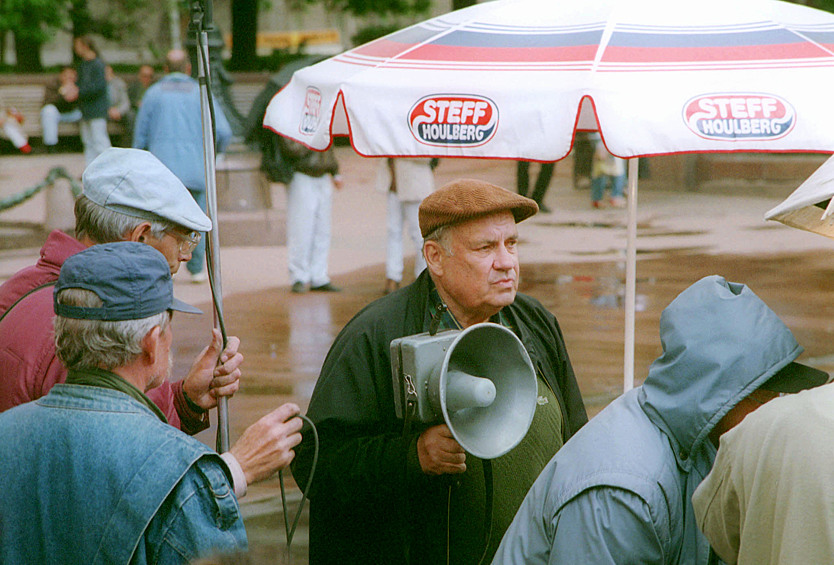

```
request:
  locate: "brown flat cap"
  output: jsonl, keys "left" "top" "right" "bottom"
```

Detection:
{"left": 419, "top": 179, "right": 539, "bottom": 237}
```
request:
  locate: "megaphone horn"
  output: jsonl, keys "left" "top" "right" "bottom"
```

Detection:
{"left": 443, "top": 370, "right": 496, "bottom": 412}
{"left": 391, "top": 322, "right": 537, "bottom": 460}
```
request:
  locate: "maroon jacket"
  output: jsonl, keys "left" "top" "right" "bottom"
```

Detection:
{"left": 0, "top": 230, "right": 207, "bottom": 434}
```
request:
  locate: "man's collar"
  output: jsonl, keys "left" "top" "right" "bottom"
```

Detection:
{"left": 427, "top": 285, "right": 508, "bottom": 332}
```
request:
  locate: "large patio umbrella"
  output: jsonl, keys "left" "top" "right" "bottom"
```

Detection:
{"left": 264, "top": 0, "right": 834, "bottom": 390}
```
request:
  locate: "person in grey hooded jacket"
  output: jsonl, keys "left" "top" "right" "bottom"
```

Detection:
{"left": 492, "top": 275, "right": 828, "bottom": 565}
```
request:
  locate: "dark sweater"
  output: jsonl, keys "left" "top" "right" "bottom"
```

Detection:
{"left": 76, "top": 57, "right": 109, "bottom": 119}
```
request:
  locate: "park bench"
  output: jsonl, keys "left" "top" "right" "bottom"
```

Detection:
{"left": 0, "top": 77, "right": 126, "bottom": 142}
{"left": 0, "top": 72, "right": 268, "bottom": 147}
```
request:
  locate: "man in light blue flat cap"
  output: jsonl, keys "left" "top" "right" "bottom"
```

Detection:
{"left": 0, "top": 147, "right": 300, "bottom": 501}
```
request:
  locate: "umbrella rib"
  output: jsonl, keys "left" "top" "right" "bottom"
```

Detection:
{"left": 785, "top": 27, "right": 834, "bottom": 58}
{"left": 592, "top": 8, "right": 618, "bottom": 73}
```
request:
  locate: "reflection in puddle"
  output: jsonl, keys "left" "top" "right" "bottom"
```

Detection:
{"left": 590, "top": 293, "right": 647, "bottom": 311}
{"left": 569, "top": 246, "right": 711, "bottom": 257}
{"left": 289, "top": 296, "right": 335, "bottom": 382}
{"left": 544, "top": 221, "right": 621, "bottom": 229}
{"left": 640, "top": 229, "right": 707, "bottom": 238}
{"left": 556, "top": 274, "right": 651, "bottom": 311}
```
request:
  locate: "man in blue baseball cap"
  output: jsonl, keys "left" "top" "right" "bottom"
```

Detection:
{"left": 0, "top": 242, "right": 302, "bottom": 563}
{"left": 0, "top": 147, "right": 292, "bottom": 498}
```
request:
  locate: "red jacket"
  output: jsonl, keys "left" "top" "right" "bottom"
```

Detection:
{"left": 0, "top": 230, "right": 207, "bottom": 434}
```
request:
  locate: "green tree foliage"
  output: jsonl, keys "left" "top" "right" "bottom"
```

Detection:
{"left": 810, "top": 0, "right": 834, "bottom": 11}
{"left": 0, "top": 0, "right": 151, "bottom": 71}
{"left": 0, "top": 0, "right": 63, "bottom": 70}
{"left": 290, "top": 0, "right": 431, "bottom": 17}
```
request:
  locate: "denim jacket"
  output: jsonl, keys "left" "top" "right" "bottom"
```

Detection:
{"left": 132, "top": 73, "right": 232, "bottom": 192}
{"left": 0, "top": 384, "right": 247, "bottom": 564}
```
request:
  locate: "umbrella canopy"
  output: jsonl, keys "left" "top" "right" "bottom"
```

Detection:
{"left": 765, "top": 154, "right": 834, "bottom": 237}
{"left": 263, "top": 0, "right": 834, "bottom": 390}
{"left": 265, "top": 0, "right": 834, "bottom": 159}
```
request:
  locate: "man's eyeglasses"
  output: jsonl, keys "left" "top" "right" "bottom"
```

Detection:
{"left": 168, "top": 230, "right": 202, "bottom": 254}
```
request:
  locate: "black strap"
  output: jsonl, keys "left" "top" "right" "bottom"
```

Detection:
{"left": 0, "top": 281, "right": 57, "bottom": 326}
{"left": 477, "top": 459, "right": 494, "bottom": 565}
{"left": 402, "top": 374, "right": 419, "bottom": 436}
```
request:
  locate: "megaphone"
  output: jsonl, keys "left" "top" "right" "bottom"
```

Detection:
{"left": 390, "top": 322, "right": 537, "bottom": 459}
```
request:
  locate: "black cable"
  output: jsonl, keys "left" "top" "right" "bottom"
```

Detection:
{"left": 476, "top": 459, "right": 494, "bottom": 565}
{"left": 279, "top": 414, "right": 319, "bottom": 563}
{"left": 442, "top": 460, "right": 494, "bottom": 565}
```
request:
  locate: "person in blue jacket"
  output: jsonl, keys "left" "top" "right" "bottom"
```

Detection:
{"left": 493, "top": 275, "right": 829, "bottom": 564}
{"left": 133, "top": 48, "right": 232, "bottom": 283}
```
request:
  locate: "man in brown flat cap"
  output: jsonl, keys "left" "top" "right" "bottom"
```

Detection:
{"left": 292, "top": 179, "right": 587, "bottom": 564}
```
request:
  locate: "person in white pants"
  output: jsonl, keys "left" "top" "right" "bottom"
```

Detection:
{"left": 276, "top": 136, "right": 342, "bottom": 294}
{"left": 287, "top": 171, "right": 343, "bottom": 292}
{"left": 40, "top": 66, "right": 82, "bottom": 150}
{"left": 377, "top": 158, "right": 436, "bottom": 294}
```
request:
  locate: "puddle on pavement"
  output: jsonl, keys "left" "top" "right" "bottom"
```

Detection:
{"left": 746, "top": 224, "right": 786, "bottom": 231}
{"left": 569, "top": 245, "right": 711, "bottom": 257}
{"left": 0, "top": 221, "right": 47, "bottom": 250}
{"left": 541, "top": 217, "right": 709, "bottom": 240}
{"left": 542, "top": 221, "right": 622, "bottom": 229}
{"left": 639, "top": 229, "right": 707, "bottom": 238}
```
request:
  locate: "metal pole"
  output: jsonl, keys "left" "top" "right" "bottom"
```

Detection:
{"left": 624, "top": 158, "right": 638, "bottom": 392}
{"left": 192, "top": 0, "right": 230, "bottom": 453}
{"left": 169, "top": 0, "right": 182, "bottom": 50}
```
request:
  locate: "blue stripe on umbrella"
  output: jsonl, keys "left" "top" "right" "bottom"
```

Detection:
{"left": 386, "top": 25, "right": 446, "bottom": 45}
{"left": 610, "top": 28, "right": 804, "bottom": 48}
{"left": 428, "top": 29, "right": 605, "bottom": 49}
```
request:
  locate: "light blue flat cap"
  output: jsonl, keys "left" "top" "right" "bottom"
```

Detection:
{"left": 82, "top": 148, "right": 212, "bottom": 232}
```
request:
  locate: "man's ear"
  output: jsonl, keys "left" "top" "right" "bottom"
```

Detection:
{"left": 423, "top": 241, "right": 445, "bottom": 276}
{"left": 126, "top": 222, "right": 154, "bottom": 243}
{"left": 140, "top": 325, "right": 162, "bottom": 366}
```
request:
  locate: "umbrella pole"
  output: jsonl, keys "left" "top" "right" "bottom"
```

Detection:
{"left": 624, "top": 159, "right": 638, "bottom": 392}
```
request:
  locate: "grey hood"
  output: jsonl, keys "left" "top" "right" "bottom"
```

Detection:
{"left": 639, "top": 275, "right": 803, "bottom": 469}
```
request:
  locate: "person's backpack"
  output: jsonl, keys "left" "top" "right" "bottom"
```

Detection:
{"left": 260, "top": 131, "right": 295, "bottom": 185}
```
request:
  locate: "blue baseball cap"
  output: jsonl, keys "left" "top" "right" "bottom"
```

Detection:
{"left": 82, "top": 148, "right": 212, "bottom": 232}
{"left": 54, "top": 242, "right": 202, "bottom": 321}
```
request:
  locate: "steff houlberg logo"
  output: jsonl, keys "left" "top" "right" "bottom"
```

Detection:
{"left": 299, "top": 87, "right": 323, "bottom": 135}
{"left": 409, "top": 94, "right": 498, "bottom": 147}
{"left": 684, "top": 93, "right": 795, "bottom": 141}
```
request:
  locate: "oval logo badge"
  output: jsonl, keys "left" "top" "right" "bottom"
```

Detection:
{"left": 683, "top": 93, "right": 795, "bottom": 141}
{"left": 409, "top": 95, "right": 498, "bottom": 147}
{"left": 299, "top": 87, "right": 323, "bottom": 136}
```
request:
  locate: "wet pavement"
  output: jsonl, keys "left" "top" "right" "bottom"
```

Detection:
{"left": 3, "top": 147, "right": 834, "bottom": 564}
